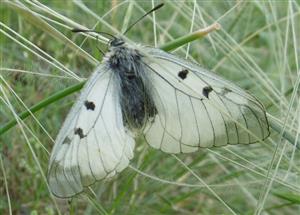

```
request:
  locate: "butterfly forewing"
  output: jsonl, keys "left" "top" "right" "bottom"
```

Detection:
{"left": 142, "top": 48, "right": 269, "bottom": 153}
{"left": 48, "top": 66, "right": 135, "bottom": 198}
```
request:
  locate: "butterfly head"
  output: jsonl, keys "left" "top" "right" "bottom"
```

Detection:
{"left": 109, "top": 37, "right": 125, "bottom": 47}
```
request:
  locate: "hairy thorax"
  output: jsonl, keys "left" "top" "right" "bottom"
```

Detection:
{"left": 106, "top": 41, "right": 157, "bottom": 131}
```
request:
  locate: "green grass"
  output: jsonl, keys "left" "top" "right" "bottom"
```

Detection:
{"left": 0, "top": 0, "right": 300, "bottom": 214}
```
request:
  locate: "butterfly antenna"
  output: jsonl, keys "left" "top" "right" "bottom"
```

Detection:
{"left": 71, "top": 29, "right": 116, "bottom": 40}
{"left": 123, "top": 3, "right": 164, "bottom": 35}
{"left": 72, "top": 29, "right": 108, "bottom": 56}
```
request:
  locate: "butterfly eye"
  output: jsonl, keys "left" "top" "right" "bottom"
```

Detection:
{"left": 110, "top": 38, "right": 125, "bottom": 47}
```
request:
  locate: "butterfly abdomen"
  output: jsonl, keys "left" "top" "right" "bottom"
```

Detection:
{"left": 108, "top": 44, "right": 156, "bottom": 130}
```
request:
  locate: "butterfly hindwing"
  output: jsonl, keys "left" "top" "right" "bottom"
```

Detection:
{"left": 142, "top": 48, "right": 269, "bottom": 153}
{"left": 48, "top": 66, "right": 135, "bottom": 198}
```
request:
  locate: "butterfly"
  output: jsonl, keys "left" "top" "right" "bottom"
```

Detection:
{"left": 47, "top": 37, "right": 270, "bottom": 197}
{"left": 47, "top": 8, "right": 270, "bottom": 199}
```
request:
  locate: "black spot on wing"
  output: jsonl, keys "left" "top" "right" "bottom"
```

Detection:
{"left": 74, "top": 127, "right": 86, "bottom": 139}
{"left": 84, "top": 100, "right": 95, "bottom": 110}
{"left": 178, "top": 69, "right": 189, "bottom": 80}
{"left": 203, "top": 86, "right": 213, "bottom": 99}
{"left": 220, "top": 87, "right": 232, "bottom": 96}
{"left": 62, "top": 137, "right": 71, "bottom": 144}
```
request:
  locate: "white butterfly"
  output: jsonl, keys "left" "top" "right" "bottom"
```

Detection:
{"left": 47, "top": 37, "right": 270, "bottom": 198}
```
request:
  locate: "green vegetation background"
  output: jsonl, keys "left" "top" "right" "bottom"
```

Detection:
{"left": 0, "top": 1, "right": 299, "bottom": 214}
